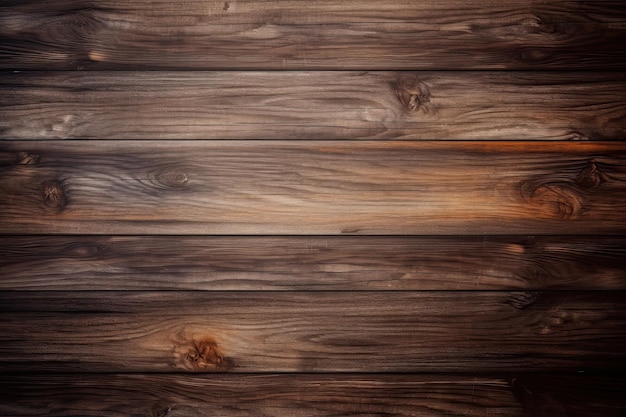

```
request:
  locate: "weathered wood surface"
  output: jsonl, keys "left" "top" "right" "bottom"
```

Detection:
{"left": 0, "top": 374, "right": 626, "bottom": 417}
{"left": 0, "top": 374, "right": 523, "bottom": 417}
{"left": 0, "top": 374, "right": 623, "bottom": 417}
{"left": 1, "top": 236, "right": 625, "bottom": 290}
{"left": 1, "top": 141, "right": 625, "bottom": 235}
{"left": 1, "top": 71, "right": 625, "bottom": 140}
{"left": 1, "top": 0, "right": 625, "bottom": 70}
{"left": 0, "top": 291, "right": 624, "bottom": 373}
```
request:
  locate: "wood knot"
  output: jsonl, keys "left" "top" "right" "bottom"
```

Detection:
{"left": 520, "top": 161, "right": 606, "bottom": 219}
{"left": 520, "top": 179, "right": 584, "bottom": 220}
{"left": 152, "top": 169, "right": 190, "bottom": 190}
{"left": 395, "top": 74, "right": 431, "bottom": 113}
{"left": 42, "top": 180, "right": 67, "bottom": 212}
{"left": 174, "top": 335, "right": 235, "bottom": 372}
{"left": 575, "top": 162, "right": 603, "bottom": 189}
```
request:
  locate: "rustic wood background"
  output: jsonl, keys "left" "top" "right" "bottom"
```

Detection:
{"left": 1, "top": 0, "right": 625, "bottom": 415}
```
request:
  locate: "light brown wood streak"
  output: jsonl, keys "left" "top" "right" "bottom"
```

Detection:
{"left": 1, "top": 71, "right": 625, "bottom": 140}
{"left": 1, "top": 141, "right": 625, "bottom": 235}
{"left": 1, "top": 1, "right": 625, "bottom": 70}
{"left": 1, "top": 236, "right": 625, "bottom": 290}
{"left": 0, "top": 291, "right": 624, "bottom": 373}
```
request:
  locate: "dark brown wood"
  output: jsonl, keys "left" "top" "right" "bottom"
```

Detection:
{"left": 0, "top": 374, "right": 525, "bottom": 417}
{"left": 511, "top": 374, "right": 626, "bottom": 417}
{"left": 1, "top": 71, "right": 625, "bottom": 140}
{"left": 1, "top": 1, "right": 625, "bottom": 70}
{"left": 1, "top": 236, "right": 625, "bottom": 290}
{"left": 1, "top": 373, "right": 622, "bottom": 417}
{"left": 1, "top": 0, "right": 625, "bottom": 414}
{"left": 1, "top": 141, "right": 625, "bottom": 235}
{"left": 0, "top": 291, "right": 624, "bottom": 373}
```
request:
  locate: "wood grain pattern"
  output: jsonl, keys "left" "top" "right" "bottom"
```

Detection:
{"left": 0, "top": 374, "right": 523, "bottom": 417}
{"left": 1, "top": 374, "right": 622, "bottom": 417}
{"left": 1, "top": 236, "right": 625, "bottom": 290}
{"left": 0, "top": 291, "right": 624, "bottom": 373}
{"left": 1, "top": 141, "right": 625, "bottom": 235}
{"left": 1, "top": 71, "right": 625, "bottom": 140}
{"left": 2, "top": 0, "right": 625, "bottom": 413}
{"left": 1, "top": 0, "right": 625, "bottom": 70}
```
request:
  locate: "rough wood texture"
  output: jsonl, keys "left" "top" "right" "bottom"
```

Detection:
{"left": 2, "top": 0, "right": 626, "bottom": 413}
{"left": 1, "top": 141, "right": 625, "bottom": 235}
{"left": 1, "top": 71, "right": 625, "bottom": 140}
{"left": 0, "top": 291, "right": 624, "bottom": 373}
{"left": 0, "top": 373, "right": 623, "bottom": 417}
{"left": 1, "top": 236, "right": 625, "bottom": 291}
{"left": 0, "top": 374, "right": 520, "bottom": 417}
{"left": 1, "top": 0, "right": 625, "bottom": 70}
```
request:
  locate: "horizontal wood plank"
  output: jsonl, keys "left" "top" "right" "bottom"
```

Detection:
{"left": 1, "top": 236, "right": 625, "bottom": 290}
{"left": 0, "top": 374, "right": 623, "bottom": 417}
{"left": 0, "top": 374, "right": 524, "bottom": 417}
{"left": 1, "top": 1, "right": 625, "bottom": 70}
{"left": 0, "top": 291, "right": 624, "bottom": 372}
{"left": 1, "top": 71, "right": 625, "bottom": 140}
{"left": 1, "top": 141, "right": 625, "bottom": 235}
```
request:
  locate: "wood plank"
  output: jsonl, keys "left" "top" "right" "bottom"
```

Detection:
{"left": 1, "top": 1, "right": 625, "bottom": 70}
{"left": 1, "top": 236, "right": 625, "bottom": 290}
{"left": 0, "top": 374, "right": 622, "bottom": 417}
{"left": 0, "top": 291, "right": 624, "bottom": 372}
{"left": 1, "top": 71, "right": 625, "bottom": 140}
{"left": 0, "top": 374, "right": 526, "bottom": 417}
{"left": 1, "top": 141, "right": 626, "bottom": 235}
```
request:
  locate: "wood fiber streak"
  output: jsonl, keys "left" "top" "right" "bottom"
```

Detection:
{"left": 0, "top": 374, "right": 526, "bottom": 417}
{"left": 1, "top": 0, "right": 625, "bottom": 70}
{"left": 1, "top": 71, "right": 625, "bottom": 140}
{"left": 1, "top": 236, "right": 625, "bottom": 290}
{"left": 1, "top": 141, "right": 625, "bottom": 235}
{"left": 0, "top": 291, "right": 624, "bottom": 373}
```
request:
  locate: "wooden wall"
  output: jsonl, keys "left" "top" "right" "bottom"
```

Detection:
{"left": 1, "top": 1, "right": 625, "bottom": 415}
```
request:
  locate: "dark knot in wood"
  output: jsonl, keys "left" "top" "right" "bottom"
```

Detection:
{"left": 42, "top": 180, "right": 67, "bottom": 212}
{"left": 575, "top": 162, "right": 603, "bottom": 189}
{"left": 520, "top": 179, "right": 584, "bottom": 220}
{"left": 520, "top": 162, "right": 604, "bottom": 220}
{"left": 395, "top": 74, "right": 431, "bottom": 113}
{"left": 174, "top": 334, "right": 235, "bottom": 372}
